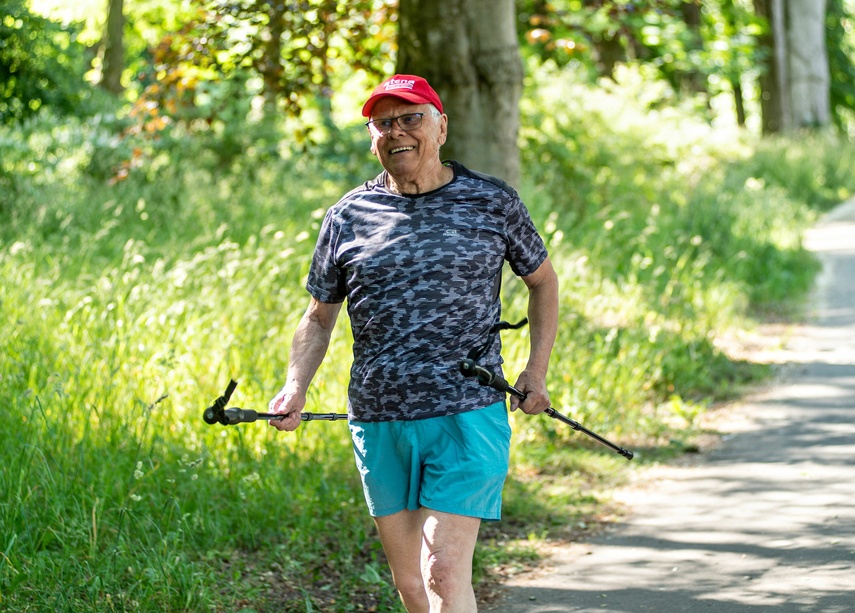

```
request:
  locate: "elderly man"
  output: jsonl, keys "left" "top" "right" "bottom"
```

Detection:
{"left": 269, "top": 74, "right": 558, "bottom": 612}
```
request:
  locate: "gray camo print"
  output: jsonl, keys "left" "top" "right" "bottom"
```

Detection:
{"left": 307, "top": 160, "right": 548, "bottom": 422}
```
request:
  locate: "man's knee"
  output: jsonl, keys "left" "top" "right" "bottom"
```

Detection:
{"left": 393, "top": 570, "right": 429, "bottom": 607}
{"left": 422, "top": 550, "right": 472, "bottom": 597}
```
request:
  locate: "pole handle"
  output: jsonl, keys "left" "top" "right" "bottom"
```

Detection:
{"left": 222, "top": 408, "right": 260, "bottom": 424}
{"left": 459, "top": 359, "right": 633, "bottom": 460}
{"left": 459, "top": 359, "right": 518, "bottom": 396}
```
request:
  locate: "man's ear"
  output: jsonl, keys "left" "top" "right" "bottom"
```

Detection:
{"left": 438, "top": 114, "right": 448, "bottom": 146}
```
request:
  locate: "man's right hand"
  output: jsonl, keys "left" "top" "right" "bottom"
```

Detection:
{"left": 267, "top": 388, "right": 305, "bottom": 431}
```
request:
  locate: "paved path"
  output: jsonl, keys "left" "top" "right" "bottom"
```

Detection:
{"left": 487, "top": 201, "right": 855, "bottom": 612}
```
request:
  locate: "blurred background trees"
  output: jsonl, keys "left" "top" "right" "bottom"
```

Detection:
{"left": 11, "top": 0, "right": 855, "bottom": 139}
{"left": 0, "top": 0, "right": 93, "bottom": 122}
{"left": 517, "top": 0, "right": 847, "bottom": 133}
{"left": 7, "top": 0, "right": 854, "bottom": 179}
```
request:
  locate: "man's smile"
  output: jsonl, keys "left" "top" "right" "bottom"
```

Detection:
{"left": 390, "top": 146, "right": 415, "bottom": 155}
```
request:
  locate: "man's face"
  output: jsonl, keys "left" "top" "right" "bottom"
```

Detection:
{"left": 367, "top": 97, "right": 448, "bottom": 179}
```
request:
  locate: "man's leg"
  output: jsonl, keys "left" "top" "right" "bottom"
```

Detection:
{"left": 375, "top": 508, "right": 481, "bottom": 613}
{"left": 375, "top": 510, "right": 430, "bottom": 613}
{"left": 420, "top": 509, "right": 481, "bottom": 612}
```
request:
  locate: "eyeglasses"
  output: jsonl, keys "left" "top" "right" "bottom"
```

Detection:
{"left": 365, "top": 112, "right": 427, "bottom": 135}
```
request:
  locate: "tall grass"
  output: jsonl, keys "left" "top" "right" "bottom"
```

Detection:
{"left": 3, "top": 67, "right": 855, "bottom": 611}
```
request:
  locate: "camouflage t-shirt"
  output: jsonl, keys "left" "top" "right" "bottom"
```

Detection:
{"left": 306, "top": 160, "right": 548, "bottom": 422}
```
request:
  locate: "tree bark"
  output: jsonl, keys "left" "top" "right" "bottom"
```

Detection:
{"left": 101, "top": 0, "right": 124, "bottom": 95}
{"left": 786, "top": 0, "right": 831, "bottom": 127}
{"left": 754, "top": 0, "right": 830, "bottom": 133}
{"left": 262, "top": 1, "right": 286, "bottom": 115}
{"left": 678, "top": 0, "right": 706, "bottom": 95}
{"left": 397, "top": 0, "right": 523, "bottom": 187}
{"left": 732, "top": 78, "right": 747, "bottom": 127}
{"left": 593, "top": 34, "right": 624, "bottom": 81}
{"left": 771, "top": 0, "right": 790, "bottom": 129}
{"left": 753, "top": 0, "right": 785, "bottom": 132}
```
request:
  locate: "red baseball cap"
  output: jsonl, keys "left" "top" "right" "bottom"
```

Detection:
{"left": 361, "top": 74, "right": 444, "bottom": 117}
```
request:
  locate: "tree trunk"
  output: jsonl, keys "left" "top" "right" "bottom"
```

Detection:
{"left": 754, "top": 0, "right": 785, "bottom": 132}
{"left": 678, "top": 0, "right": 707, "bottom": 95}
{"left": 754, "top": 0, "right": 830, "bottom": 133}
{"left": 397, "top": 0, "right": 523, "bottom": 187}
{"left": 101, "top": 0, "right": 124, "bottom": 95}
{"left": 593, "top": 34, "right": 624, "bottom": 81}
{"left": 262, "top": 1, "right": 286, "bottom": 115}
{"left": 786, "top": 0, "right": 831, "bottom": 127}
{"left": 771, "top": 0, "right": 790, "bottom": 128}
{"left": 732, "top": 78, "right": 747, "bottom": 127}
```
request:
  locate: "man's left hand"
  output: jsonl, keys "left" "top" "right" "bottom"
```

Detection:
{"left": 509, "top": 370, "right": 550, "bottom": 415}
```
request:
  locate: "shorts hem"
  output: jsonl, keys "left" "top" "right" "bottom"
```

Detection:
{"left": 369, "top": 502, "right": 503, "bottom": 522}
{"left": 368, "top": 503, "right": 409, "bottom": 518}
{"left": 421, "top": 500, "right": 502, "bottom": 521}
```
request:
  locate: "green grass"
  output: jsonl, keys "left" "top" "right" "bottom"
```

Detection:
{"left": 3, "top": 66, "right": 855, "bottom": 611}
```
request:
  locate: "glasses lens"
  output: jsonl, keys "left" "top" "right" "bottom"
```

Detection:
{"left": 398, "top": 114, "right": 423, "bottom": 130}
{"left": 373, "top": 119, "right": 394, "bottom": 133}
{"left": 367, "top": 113, "right": 424, "bottom": 134}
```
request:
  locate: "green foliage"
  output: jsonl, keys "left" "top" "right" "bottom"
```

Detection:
{"left": 519, "top": 64, "right": 847, "bottom": 317}
{"left": 198, "top": 0, "right": 397, "bottom": 89}
{"left": 3, "top": 66, "right": 855, "bottom": 610}
{"left": 732, "top": 132, "right": 855, "bottom": 209}
{"left": 0, "top": 0, "right": 98, "bottom": 124}
{"left": 516, "top": 0, "right": 762, "bottom": 91}
{"left": 515, "top": 0, "right": 855, "bottom": 132}
{"left": 126, "top": 0, "right": 396, "bottom": 129}
{"left": 826, "top": 0, "right": 855, "bottom": 130}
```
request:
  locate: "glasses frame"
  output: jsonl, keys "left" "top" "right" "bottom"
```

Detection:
{"left": 365, "top": 112, "right": 427, "bottom": 135}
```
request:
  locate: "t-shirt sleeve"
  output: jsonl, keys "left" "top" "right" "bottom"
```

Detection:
{"left": 306, "top": 208, "right": 347, "bottom": 303}
{"left": 505, "top": 193, "right": 549, "bottom": 277}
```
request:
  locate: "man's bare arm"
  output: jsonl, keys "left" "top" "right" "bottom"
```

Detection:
{"left": 512, "top": 257, "right": 559, "bottom": 414}
{"left": 268, "top": 297, "right": 343, "bottom": 431}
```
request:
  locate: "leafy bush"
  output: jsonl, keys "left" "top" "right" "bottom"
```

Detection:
{"left": 0, "top": 0, "right": 99, "bottom": 124}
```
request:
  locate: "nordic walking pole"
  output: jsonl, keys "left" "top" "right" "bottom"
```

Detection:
{"left": 459, "top": 359, "right": 633, "bottom": 460}
{"left": 202, "top": 380, "right": 347, "bottom": 426}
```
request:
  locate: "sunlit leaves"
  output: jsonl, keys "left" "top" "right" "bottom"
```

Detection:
{"left": 516, "top": 0, "right": 766, "bottom": 109}
{"left": 827, "top": 0, "right": 855, "bottom": 129}
{"left": 0, "top": 0, "right": 93, "bottom": 124}
{"left": 153, "top": 0, "right": 397, "bottom": 118}
{"left": 108, "top": 0, "right": 396, "bottom": 180}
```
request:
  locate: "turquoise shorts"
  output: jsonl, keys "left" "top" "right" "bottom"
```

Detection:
{"left": 348, "top": 401, "right": 511, "bottom": 521}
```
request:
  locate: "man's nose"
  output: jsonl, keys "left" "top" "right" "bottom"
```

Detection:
{"left": 387, "top": 119, "right": 407, "bottom": 136}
